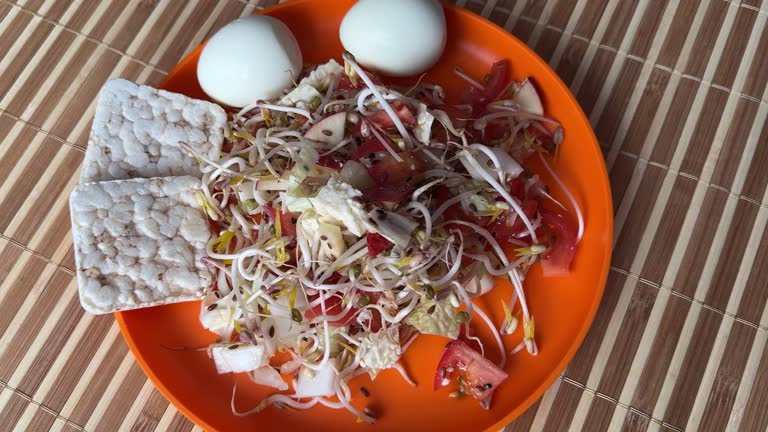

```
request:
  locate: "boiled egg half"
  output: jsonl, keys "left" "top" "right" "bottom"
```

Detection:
{"left": 340, "top": 0, "right": 446, "bottom": 77}
{"left": 197, "top": 16, "right": 303, "bottom": 108}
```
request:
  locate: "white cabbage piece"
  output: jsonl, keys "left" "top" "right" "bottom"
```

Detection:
{"left": 211, "top": 343, "right": 267, "bottom": 374}
{"left": 199, "top": 292, "right": 237, "bottom": 337}
{"left": 404, "top": 297, "right": 459, "bottom": 339}
{"left": 311, "top": 178, "right": 371, "bottom": 236}
{"left": 359, "top": 325, "right": 402, "bottom": 379}
{"left": 294, "top": 358, "right": 339, "bottom": 398}
{"left": 251, "top": 365, "right": 289, "bottom": 391}
{"left": 280, "top": 59, "right": 343, "bottom": 106}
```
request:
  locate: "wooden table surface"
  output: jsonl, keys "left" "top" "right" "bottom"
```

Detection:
{"left": 0, "top": 0, "right": 767, "bottom": 431}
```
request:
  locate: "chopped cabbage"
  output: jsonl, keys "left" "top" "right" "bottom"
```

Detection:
{"left": 211, "top": 343, "right": 267, "bottom": 374}
{"left": 280, "top": 59, "right": 343, "bottom": 105}
{"left": 251, "top": 365, "right": 289, "bottom": 391}
{"left": 294, "top": 358, "right": 339, "bottom": 398}
{"left": 359, "top": 325, "right": 402, "bottom": 378}
{"left": 404, "top": 297, "right": 460, "bottom": 339}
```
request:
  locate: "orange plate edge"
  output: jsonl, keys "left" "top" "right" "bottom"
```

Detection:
{"left": 115, "top": 1, "right": 613, "bottom": 431}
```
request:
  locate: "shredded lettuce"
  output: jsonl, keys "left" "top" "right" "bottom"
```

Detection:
{"left": 404, "top": 297, "right": 460, "bottom": 339}
{"left": 359, "top": 325, "right": 402, "bottom": 379}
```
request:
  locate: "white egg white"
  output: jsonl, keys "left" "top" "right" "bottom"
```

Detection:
{"left": 340, "top": 0, "right": 446, "bottom": 77}
{"left": 198, "top": 16, "right": 303, "bottom": 108}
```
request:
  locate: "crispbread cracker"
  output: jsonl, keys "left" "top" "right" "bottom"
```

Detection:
{"left": 80, "top": 79, "right": 227, "bottom": 183}
{"left": 70, "top": 176, "right": 212, "bottom": 314}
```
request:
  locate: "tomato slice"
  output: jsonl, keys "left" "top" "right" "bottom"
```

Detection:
{"left": 367, "top": 152, "right": 425, "bottom": 185}
{"left": 508, "top": 178, "right": 525, "bottom": 200}
{"left": 434, "top": 340, "right": 508, "bottom": 402}
{"left": 363, "top": 183, "right": 414, "bottom": 205}
{"left": 461, "top": 60, "right": 510, "bottom": 116}
{"left": 316, "top": 155, "right": 345, "bottom": 170}
{"left": 489, "top": 199, "right": 539, "bottom": 242}
{"left": 367, "top": 101, "right": 417, "bottom": 129}
{"left": 366, "top": 232, "right": 394, "bottom": 257}
{"left": 483, "top": 121, "right": 509, "bottom": 142}
{"left": 350, "top": 137, "right": 387, "bottom": 160}
{"left": 263, "top": 206, "right": 299, "bottom": 238}
{"left": 540, "top": 208, "right": 577, "bottom": 276}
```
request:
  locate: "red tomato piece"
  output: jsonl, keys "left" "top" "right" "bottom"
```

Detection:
{"left": 461, "top": 60, "right": 510, "bottom": 116}
{"left": 539, "top": 208, "right": 577, "bottom": 276}
{"left": 483, "top": 121, "right": 509, "bottom": 142}
{"left": 367, "top": 152, "right": 425, "bottom": 185}
{"left": 350, "top": 137, "right": 387, "bottom": 160}
{"left": 489, "top": 199, "right": 539, "bottom": 242}
{"left": 263, "top": 206, "right": 299, "bottom": 238}
{"left": 433, "top": 340, "right": 508, "bottom": 402}
{"left": 367, "top": 101, "right": 417, "bottom": 129}
{"left": 324, "top": 272, "right": 343, "bottom": 284}
{"left": 316, "top": 155, "right": 345, "bottom": 170}
{"left": 366, "top": 232, "right": 394, "bottom": 257}
{"left": 508, "top": 178, "right": 525, "bottom": 200}
{"left": 363, "top": 183, "right": 414, "bottom": 204}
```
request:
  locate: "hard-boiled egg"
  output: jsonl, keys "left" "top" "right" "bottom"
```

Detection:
{"left": 197, "top": 16, "right": 302, "bottom": 108}
{"left": 339, "top": 0, "right": 446, "bottom": 77}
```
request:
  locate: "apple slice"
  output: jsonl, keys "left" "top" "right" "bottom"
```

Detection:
{"left": 514, "top": 79, "right": 544, "bottom": 116}
{"left": 304, "top": 112, "right": 347, "bottom": 146}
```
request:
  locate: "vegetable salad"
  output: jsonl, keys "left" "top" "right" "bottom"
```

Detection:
{"left": 191, "top": 52, "right": 581, "bottom": 422}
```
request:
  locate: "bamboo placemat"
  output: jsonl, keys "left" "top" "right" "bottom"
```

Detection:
{"left": 0, "top": 0, "right": 766, "bottom": 430}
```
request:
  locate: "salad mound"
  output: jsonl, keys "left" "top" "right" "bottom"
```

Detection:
{"left": 192, "top": 52, "right": 581, "bottom": 422}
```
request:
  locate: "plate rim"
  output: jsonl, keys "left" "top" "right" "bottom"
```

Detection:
{"left": 115, "top": 2, "right": 614, "bottom": 430}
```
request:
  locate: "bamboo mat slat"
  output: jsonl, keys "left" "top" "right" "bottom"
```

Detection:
{"left": 0, "top": 0, "right": 767, "bottom": 430}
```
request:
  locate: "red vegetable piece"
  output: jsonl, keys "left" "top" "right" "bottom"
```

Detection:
{"left": 539, "top": 208, "right": 577, "bottom": 276}
{"left": 367, "top": 101, "right": 417, "bottom": 129}
{"left": 262, "top": 205, "right": 276, "bottom": 221}
{"left": 433, "top": 340, "right": 508, "bottom": 402}
{"left": 508, "top": 178, "right": 525, "bottom": 200}
{"left": 363, "top": 183, "right": 414, "bottom": 204}
{"left": 263, "top": 206, "right": 299, "bottom": 238}
{"left": 483, "top": 121, "right": 509, "bottom": 142}
{"left": 488, "top": 199, "right": 538, "bottom": 242}
{"left": 351, "top": 137, "right": 387, "bottom": 160}
{"left": 457, "top": 325, "right": 482, "bottom": 352}
{"left": 324, "top": 272, "right": 343, "bottom": 284}
{"left": 316, "top": 155, "right": 345, "bottom": 170}
{"left": 367, "top": 152, "right": 425, "bottom": 185}
{"left": 366, "top": 232, "right": 393, "bottom": 257}
{"left": 461, "top": 60, "right": 510, "bottom": 116}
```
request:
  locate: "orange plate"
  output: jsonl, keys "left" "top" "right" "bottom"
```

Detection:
{"left": 115, "top": 1, "right": 613, "bottom": 431}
